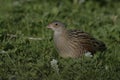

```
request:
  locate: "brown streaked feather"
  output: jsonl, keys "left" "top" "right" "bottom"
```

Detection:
{"left": 67, "top": 30, "right": 106, "bottom": 54}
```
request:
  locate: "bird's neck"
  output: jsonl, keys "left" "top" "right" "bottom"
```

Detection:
{"left": 54, "top": 29, "right": 67, "bottom": 38}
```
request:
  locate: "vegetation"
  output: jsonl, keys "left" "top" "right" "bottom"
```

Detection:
{"left": 0, "top": 0, "right": 120, "bottom": 80}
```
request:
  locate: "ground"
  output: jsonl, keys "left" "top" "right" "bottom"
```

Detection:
{"left": 0, "top": 0, "right": 120, "bottom": 80}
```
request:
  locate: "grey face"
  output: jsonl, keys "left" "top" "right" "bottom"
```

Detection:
{"left": 47, "top": 21, "right": 65, "bottom": 31}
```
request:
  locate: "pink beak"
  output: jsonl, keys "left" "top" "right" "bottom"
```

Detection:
{"left": 47, "top": 24, "right": 52, "bottom": 29}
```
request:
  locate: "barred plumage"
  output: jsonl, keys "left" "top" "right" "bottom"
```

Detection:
{"left": 47, "top": 21, "right": 106, "bottom": 58}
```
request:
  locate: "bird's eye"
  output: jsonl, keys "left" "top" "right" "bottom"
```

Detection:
{"left": 55, "top": 23, "right": 58, "bottom": 26}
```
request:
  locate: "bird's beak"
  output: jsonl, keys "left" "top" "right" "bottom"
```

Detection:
{"left": 47, "top": 24, "right": 52, "bottom": 29}
{"left": 47, "top": 25, "right": 50, "bottom": 28}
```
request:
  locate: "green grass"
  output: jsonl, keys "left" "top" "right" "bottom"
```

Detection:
{"left": 0, "top": 0, "right": 120, "bottom": 80}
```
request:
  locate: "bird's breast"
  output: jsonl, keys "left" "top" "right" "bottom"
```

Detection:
{"left": 53, "top": 34, "right": 69, "bottom": 56}
{"left": 53, "top": 34, "right": 80, "bottom": 58}
{"left": 54, "top": 35, "right": 67, "bottom": 51}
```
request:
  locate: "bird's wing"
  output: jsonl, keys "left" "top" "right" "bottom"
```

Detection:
{"left": 68, "top": 30, "right": 106, "bottom": 53}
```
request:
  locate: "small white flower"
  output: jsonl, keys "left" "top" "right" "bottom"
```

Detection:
{"left": 84, "top": 52, "right": 93, "bottom": 57}
{"left": 13, "top": 1, "right": 21, "bottom": 6}
{"left": 105, "top": 65, "right": 109, "bottom": 70}
{"left": 50, "top": 59, "right": 59, "bottom": 74}
{"left": 79, "top": 0, "right": 85, "bottom": 3}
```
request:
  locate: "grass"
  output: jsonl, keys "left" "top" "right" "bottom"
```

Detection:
{"left": 0, "top": 0, "right": 120, "bottom": 80}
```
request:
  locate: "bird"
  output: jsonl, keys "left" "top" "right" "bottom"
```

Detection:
{"left": 47, "top": 21, "right": 106, "bottom": 58}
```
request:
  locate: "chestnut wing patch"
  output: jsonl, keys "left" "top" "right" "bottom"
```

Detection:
{"left": 68, "top": 30, "right": 106, "bottom": 53}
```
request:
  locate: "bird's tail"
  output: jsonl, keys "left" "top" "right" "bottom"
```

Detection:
{"left": 97, "top": 41, "right": 107, "bottom": 52}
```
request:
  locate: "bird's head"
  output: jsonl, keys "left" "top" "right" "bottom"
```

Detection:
{"left": 47, "top": 21, "right": 66, "bottom": 32}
